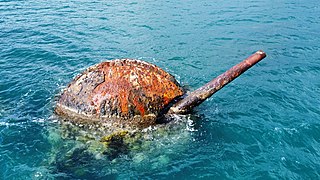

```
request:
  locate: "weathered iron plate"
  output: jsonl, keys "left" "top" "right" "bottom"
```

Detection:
{"left": 56, "top": 59, "right": 184, "bottom": 127}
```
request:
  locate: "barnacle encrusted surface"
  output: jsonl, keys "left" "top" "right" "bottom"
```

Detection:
{"left": 56, "top": 59, "right": 184, "bottom": 127}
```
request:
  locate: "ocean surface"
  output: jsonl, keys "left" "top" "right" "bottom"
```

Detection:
{"left": 1, "top": 0, "right": 320, "bottom": 179}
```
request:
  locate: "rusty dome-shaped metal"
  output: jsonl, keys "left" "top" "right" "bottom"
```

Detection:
{"left": 55, "top": 59, "right": 185, "bottom": 127}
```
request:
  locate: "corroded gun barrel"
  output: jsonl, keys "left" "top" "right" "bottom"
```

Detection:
{"left": 168, "top": 50, "right": 266, "bottom": 114}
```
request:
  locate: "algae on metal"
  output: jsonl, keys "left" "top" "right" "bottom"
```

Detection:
{"left": 46, "top": 114, "right": 196, "bottom": 176}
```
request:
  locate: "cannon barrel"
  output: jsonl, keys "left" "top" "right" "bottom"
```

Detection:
{"left": 168, "top": 50, "right": 267, "bottom": 114}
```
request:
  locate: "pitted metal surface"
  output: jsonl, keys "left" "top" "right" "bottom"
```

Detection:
{"left": 56, "top": 59, "right": 184, "bottom": 127}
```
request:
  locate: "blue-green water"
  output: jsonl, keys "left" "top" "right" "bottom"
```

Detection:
{"left": 1, "top": 0, "right": 320, "bottom": 179}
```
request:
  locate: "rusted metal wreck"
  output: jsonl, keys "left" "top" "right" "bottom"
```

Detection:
{"left": 55, "top": 50, "right": 267, "bottom": 128}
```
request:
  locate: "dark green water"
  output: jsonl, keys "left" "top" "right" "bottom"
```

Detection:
{"left": 1, "top": 0, "right": 320, "bottom": 179}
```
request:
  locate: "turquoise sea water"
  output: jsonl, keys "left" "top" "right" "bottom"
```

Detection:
{"left": 1, "top": 0, "right": 320, "bottom": 179}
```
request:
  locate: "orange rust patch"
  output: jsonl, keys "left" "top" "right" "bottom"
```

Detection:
{"left": 119, "top": 89, "right": 129, "bottom": 114}
{"left": 133, "top": 96, "right": 145, "bottom": 116}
